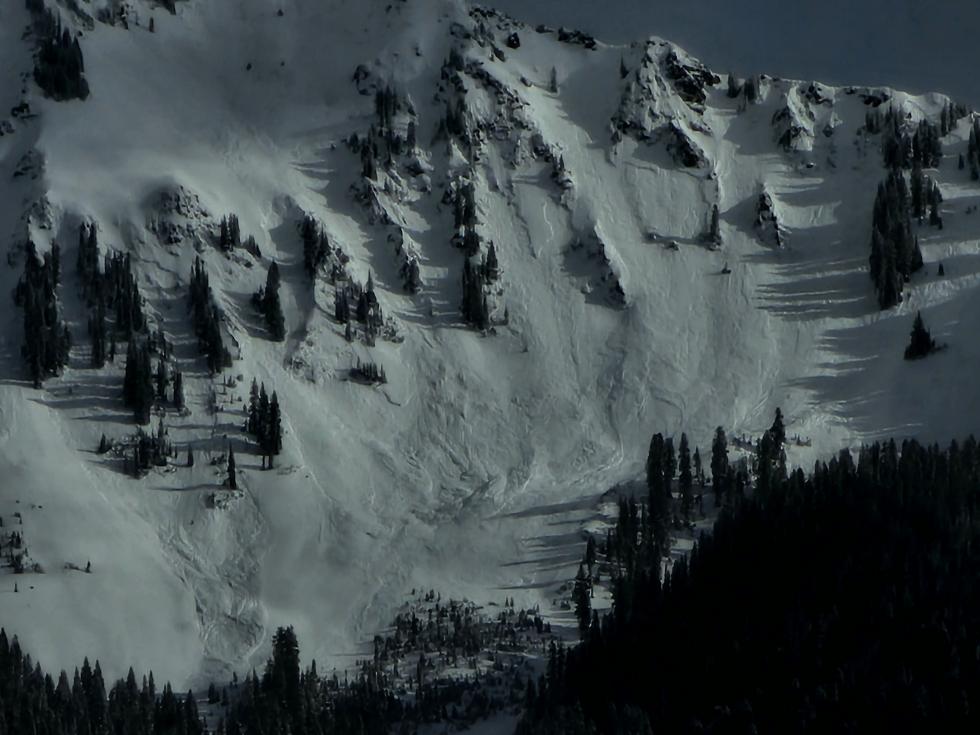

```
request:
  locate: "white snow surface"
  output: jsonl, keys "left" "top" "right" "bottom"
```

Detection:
{"left": 1, "top": 0, "right": 979, "bottom": 692}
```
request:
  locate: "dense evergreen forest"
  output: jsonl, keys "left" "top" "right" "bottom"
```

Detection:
{"left": 26, "top": 0, "right": 90, "bottom": 101}
{"left": 0, "top": 633, "right": 204, "bottom": 735}
{"left": 0, "top": 623, "right": 409, "bottom": 734}
{"left": 0, "top": 619, "right": 523, "bottom": 734}
{"left": 518, "top": 436, "right": 980, "bottom": 734}
{"left": 2, "top": 435, "right": 978, "bottom": 733}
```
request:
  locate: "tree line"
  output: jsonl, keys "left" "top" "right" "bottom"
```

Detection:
{"left": 246, "top": 379, "right": 283, "bottom": 469}
{"left": 0, "top": 630, "right": 204, "bottom": 735}
{"left": 333, "top": 273, "right": 385, "bottom": 345}
{"left": 868, "top": 169, "right": 923, "bottom": 309}
{"left": 0, "top": 621, "right": 503, "bottom": 735}
{"left": 188, "top": 257, "right": 232, "bottom": 374}
{"left": 451, "top": 180, "right": 502, "bottom": 330}
{"left": 251, "top": 261, "right": 286, "bottom": 342}
{"left": 519, "top": 429, "right": 980, "bottom": 734}
{"left": 27, "top": 0, "right": 90, "bottom": 101}
{"left": 866, "top": 106, "right": 953, "bottom": 310}
{"left": 13, "top": 242, "right": 70, "bottom": 388}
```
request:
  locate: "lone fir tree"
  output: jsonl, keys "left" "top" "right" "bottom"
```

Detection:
{"left": 679, "top": 433, "right": 693, "bottom": 524}
{"left": 262, "top": 261, "right": 286, "bottom": 341}
{"left": 173, "top": 371, "right": 185, "bottom": 411}
{"left": 711, "top": 427, "right": 729, "bottom": 507}
{"left": 769, "top": 407, "right": 786, "bottom": 455}
{"left": 645, "top": 433, "right": 670, "bottom": 560}
{"left": 904, "top": 311, "right": 937, "bottom": 360}
{"left": 227, "top": 444, "right": 237, "bottom": 489}
{"left": 709, "top": 204, "right": 721, "bottom": 246}
{"left": 123, "top": 339, "right": 154, "bottom": 425}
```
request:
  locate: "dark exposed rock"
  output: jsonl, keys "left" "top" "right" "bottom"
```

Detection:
{"left": 666, "top": 123, "right": 709, "bottom": 168}
{"left": 663, "top": 49, "right": 720, "bottom": 108}
{"left": 556, "top": 27, "right": 597, "bottom": 50}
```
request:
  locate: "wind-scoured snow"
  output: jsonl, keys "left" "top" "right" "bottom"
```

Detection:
{"left": 0, "top": 0, "right": 978, "bottom": 692}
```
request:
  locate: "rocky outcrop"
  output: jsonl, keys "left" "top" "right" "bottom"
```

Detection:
{"left": 144, "top": 184, "right": 213, "bottom": 246}
{"left": 612, "top": 40, "right": 716, "bottom": 168}
{"left": 755, "top": 185, "right": 785, "bottom": 248}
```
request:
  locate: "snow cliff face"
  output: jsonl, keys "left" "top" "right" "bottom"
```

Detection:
{"left": 1, "top": 0, "right": 978, "bottom": 688}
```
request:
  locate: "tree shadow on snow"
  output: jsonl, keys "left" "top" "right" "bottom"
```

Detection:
{"left": 785, "top": 281, "right": 980, "bottom": 440}
{"left": 492, "top": 493, "right": 598, "bottom": 520}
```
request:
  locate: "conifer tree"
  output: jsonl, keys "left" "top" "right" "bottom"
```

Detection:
{"left": 403, "top": 258, "right": 422, "bottom": 294}
{"left": 679, "top": 433, "right": 693, "bottom": 523}
{"left": 911, "top": 160, "right": 925, "bottom": 219}
{"left": 155, "top": 358, "right": 168, "bottom": 401}
{"left": 709, "top": 204, "right": 721, "bottom": 246}
{"left": 770, "top": 407, "right": 786, "bottom": 456}
{"left": 262, "top": 261, "right": 286, "bottom": 341}
{"left": 904, "top": 311, "right": 936, "bottom": 360}
{"left": 218, "top": 215, "right": 241, "bottom": 251}
{"left": 269, "top": 626, "right": 302, "bottom": 716}
{"left": 15, "top": 241, "right": 71, "bottom": 387}
{"left": 929, "top": 196, "right": 942, "bottom": 228}
{"left": 301, "top": 216, "right": 330, "bottom": 278}
{"left": 77, "top": 223, "right": 100, "bottom": 303}
{"left": 188, "top": 257, "right": 231, "bottom": 372}
{"left": 173, "top": 370, "right": 185, "bottom": 410}
{"left": 258, "top": 383, "right": 269, "bottom": 447}
{"left": 710, "top": 427, "right": 728, "bottom": 507}
{"left": 247, "top": 378, "right": 259, "bottom": 434}
{"left": 123, "top": 339, "right": 154, "bottom": 424}
{"left": 869, "top": 169, "right": 920, "bottom": 308}
{"left": 877, "top": 237, "right": 902, "bottom": 309}
{"left": 573, "top": 564, "right": 591, "bottom": 634}
{"left": 645, "top": 433, "right": 670, "bottom": 560}
{"left": 269, "top": 392, "right": 282, "bottom": 455}
{"left": 31, "top": 7, "right": 90, "bottom": 101}
{"left": 89, "top": 302, "right": 107, "bottom": 368}
{"left": 755, "top": 430, "right": 775, "bottom": 497}
{"left": 227, "top": 444, "right": 237, "bottom": 489}
{"left": 484, "top": 242, "right": 500, "bottom": 282}
{"left": 50, "top": 242, "right": 61, "bottom": 286}
{"left": 461, "top": 258, "right": 489, "bottom": 329}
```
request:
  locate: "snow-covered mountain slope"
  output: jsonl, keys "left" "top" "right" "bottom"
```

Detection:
{"left": 2, "top": 0, "right": 979, "bottom": 689}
